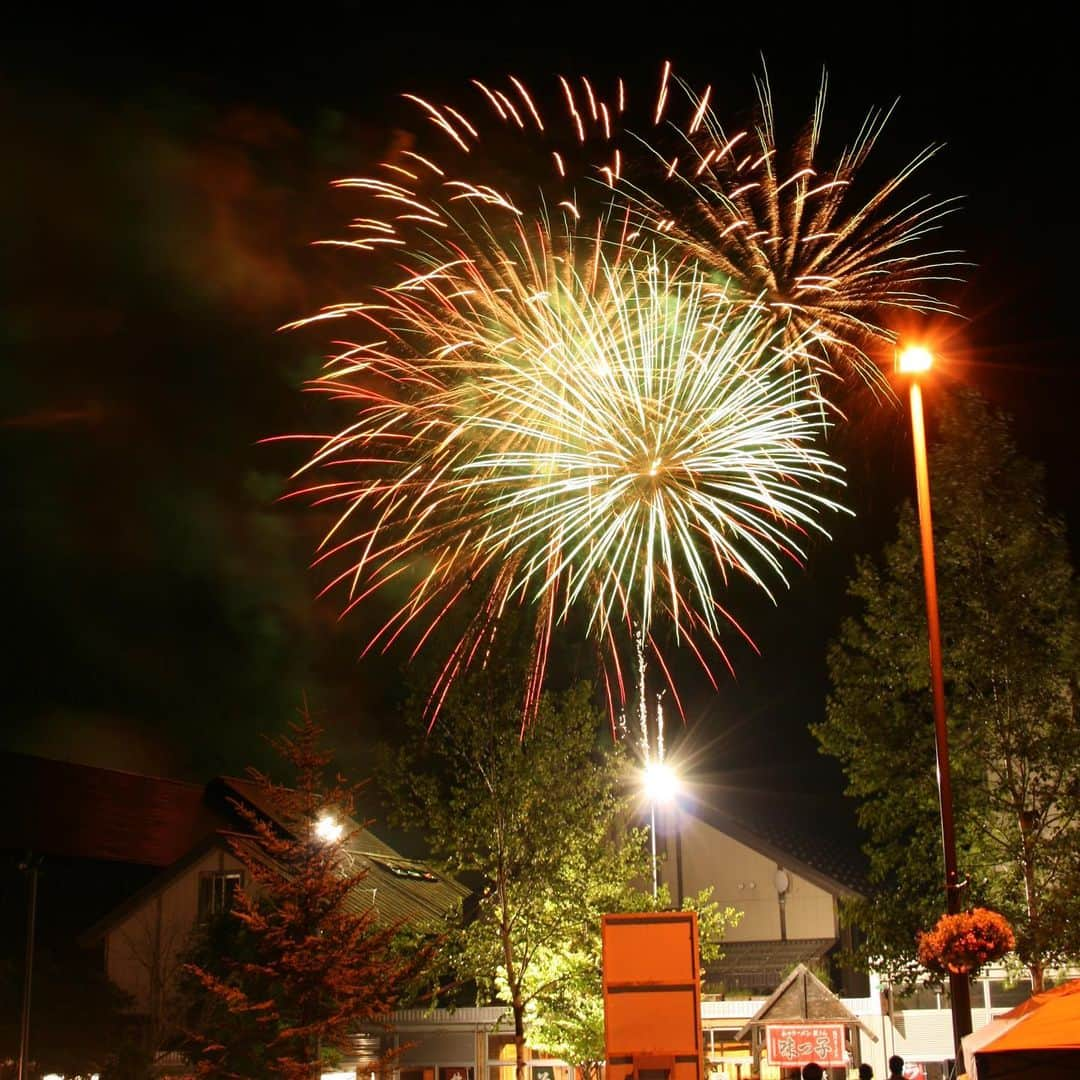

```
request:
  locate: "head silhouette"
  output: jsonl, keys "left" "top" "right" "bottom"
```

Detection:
{"left": 888, "top": 1055, "right": 905, "bottom": 1077}
{"left": 801, "top": 1065, "right": 824, "bottom": 1080}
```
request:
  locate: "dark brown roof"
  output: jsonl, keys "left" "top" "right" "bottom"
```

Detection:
{"left": 4, "top": 754, "right": 465, "bottom": 936}
{"left": 687, "top": 791, "right": 867, "bottom": 897}
{"left": 0, "top": 751, "right": 223, "bottom": 866}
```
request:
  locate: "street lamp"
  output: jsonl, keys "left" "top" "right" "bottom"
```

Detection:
{"left": 897, "top": 344, "right": 973, "bottom": 1062}
{"left": 312, "top": 812, "right": 343, "bottom": 1080}
{"left": 643, "top": 761, "right": 679, "bottom": 899}
{"left": 314, "top": 812, "right": 343, "bottom": 845}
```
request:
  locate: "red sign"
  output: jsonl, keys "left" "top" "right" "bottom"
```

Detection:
{"left": 765, "top": 1024, "right": 846, "bottom": 1067}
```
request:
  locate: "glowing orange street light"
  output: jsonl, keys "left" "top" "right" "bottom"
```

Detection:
{"left": 897, "top": 344, "right": 973, "bottom": 1063}
{"left": 897, "top": 345, "right": 934, "bottom": 374}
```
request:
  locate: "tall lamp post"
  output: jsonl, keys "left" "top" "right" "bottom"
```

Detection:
{"left": 17, "top": 852, "right": 41, "bottom": 1080}
{"left": 312, "top": 812, "right": 344, "bottom": 1079}
{"left": 643, "top": 761, "right": 679, "bottom": 899}
{"left": 897, "top": 345, "right": 973, "bottom": 1062}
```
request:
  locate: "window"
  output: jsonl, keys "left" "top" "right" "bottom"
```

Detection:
{"left": 198, "top": 870, "right": 243, "bottom": 921}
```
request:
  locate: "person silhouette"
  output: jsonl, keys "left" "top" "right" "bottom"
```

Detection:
{"left": 800, "top": 1065, "right": 823, "bottom": 1080}
{"left": 888, "top": 1055, "right": 905, "bottom": 1078}
{"left": 859, "top": 1064, "right": 874, "bottom": 1079}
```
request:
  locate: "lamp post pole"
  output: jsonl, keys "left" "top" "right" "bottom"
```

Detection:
{"left": 650, "top": 800, "right": 659, "bottom": 899}
{"left": 17, "top": 853, "right": 40, "bottom": 1080}
{"left": 312, "top": 813, "right": 343, "bottom": 1080}
{"left": 901, "top": 349, "right": 973, "bottom": 1062}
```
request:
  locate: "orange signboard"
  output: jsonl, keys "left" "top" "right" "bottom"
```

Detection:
{"left": 602, "top": 911, "right": 703, "bottom": 1080}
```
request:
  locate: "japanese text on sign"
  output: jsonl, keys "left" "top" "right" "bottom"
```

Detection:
{"left": 765, "top": 1023, "right": 845, "bottom": 1067}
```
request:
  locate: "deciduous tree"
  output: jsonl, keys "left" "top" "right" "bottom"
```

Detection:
{"left": 387, "top": 665, "right": 736, "bottom": 1080}
{"left": 813, "top": 392, "right": 1080, "bottom": 989}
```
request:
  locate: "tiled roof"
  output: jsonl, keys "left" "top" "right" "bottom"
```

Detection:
{"left": 704, "top": 938, "right": 836, "bottom": 995}
{"left": 712, "top": 938, "right": 836, "bottom": 973}
{"left": 226, "top": 832, "right": 466, "bottom": 930}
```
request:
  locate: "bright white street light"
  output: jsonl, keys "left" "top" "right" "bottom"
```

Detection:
{"left": 314, "top": 813, "right": 344, "bottom": 844}
{"left": 643, "top": 760, "right": 679, "bottom": 805}
{"left": 642, "top": 760, "right": 681, "bottom": 899}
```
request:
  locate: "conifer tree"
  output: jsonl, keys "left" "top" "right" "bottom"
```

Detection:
{"left": 184, "top": 713, "right": 426, "bottom": 1077}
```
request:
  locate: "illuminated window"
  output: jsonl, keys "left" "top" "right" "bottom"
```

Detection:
{"left": 198, "top": 870, "right": 243, "bottom": 920}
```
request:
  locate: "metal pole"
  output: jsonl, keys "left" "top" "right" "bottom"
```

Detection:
{"left": 650, "top": 800, "right": 658, "bottom": 899}
{"left": 17, "top": 854, "right": 40, "bottom": 1080}
{"left": 908, "top": 381, "right": 973, "bottom": 1061}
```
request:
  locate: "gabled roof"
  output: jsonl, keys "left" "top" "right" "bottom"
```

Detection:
{"left": 225, "top": 832, "right": 467, "bottom": 928}
{"left": 4, "top": 752, "right": 465, "bottom": 941}
{"left": 685, "top": 790, "right": 867, "bottom": 898}
{"left": 736, "top": 963, "right": 876, "bottom": 1040}
{"left": 79, "top": 831, "right": 230, "bottom": 944}
{"left": 76, "top": 771, "right": 466, "bottom": 942}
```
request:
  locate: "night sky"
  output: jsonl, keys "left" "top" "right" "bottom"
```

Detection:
{"left": 3, "top": 9, "right": 1077, "bottom": 831}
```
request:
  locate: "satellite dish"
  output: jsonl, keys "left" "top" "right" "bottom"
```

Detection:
{"left": 774, "top": 868, "right": 791, "bottom": 895}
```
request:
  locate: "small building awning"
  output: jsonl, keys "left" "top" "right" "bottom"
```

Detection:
{"left": 705, "top": 938, "right": 835, "bottom": 995}
{"left": 736, "top": 963, "right": 876, "bottom": 1042}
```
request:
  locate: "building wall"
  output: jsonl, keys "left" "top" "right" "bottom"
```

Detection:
{"left": 105, "top": 844, "right": 247, "bottom": 1012}
{"left": 393, "top": 1016, "right": 575, "bottom": 1080}
{"left": 660, "top": 812, "right": 838, "bottom": 942}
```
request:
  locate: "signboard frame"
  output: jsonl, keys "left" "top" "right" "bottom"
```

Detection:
{"left": 601, "top": 910, "right": 703, "bottom": 1080}
{"left": 764, "top": 1023, "right": 846, "bottom": 1068}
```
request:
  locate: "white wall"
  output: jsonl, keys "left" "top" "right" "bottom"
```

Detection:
{"left": 659, "top": 812, "right": 837, "bottom": 942}
{"left": 105, "top": 844, "right": 247, "bottom": 1012}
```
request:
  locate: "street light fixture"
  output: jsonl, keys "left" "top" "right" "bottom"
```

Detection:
{"left": 642, "top": 761, "right": 679, "bottom": 899}
{"left": 897, "top": 343, "right": 973, "bottom": 1063}
{"left": 314, "top": 812, "right": 344, "bottom": 845}
{"left": 311, "top": 811, "right": 344, "bottom": 1080}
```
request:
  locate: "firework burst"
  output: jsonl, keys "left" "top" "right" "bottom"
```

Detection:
{"left": 628, "top": 66, "right": 964, "bottom": 387}
{"left": 318, "top": 63, "right": 962, "bottom": 392}
{"left": 286, "top": 213, "right": 846, "bottom": 724}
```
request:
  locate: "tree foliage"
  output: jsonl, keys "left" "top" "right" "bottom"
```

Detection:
{"left": 182, "top": 713, "right": 426, "bottom": 1078}
{"left": 525, "top": 886, "right": 734, "bottom": 1080}
{"left": 385, "top": 663, "right": 735, "bottom": 1080}
{"left": 813, "top": 391, "right": 1080, "bottom": 988}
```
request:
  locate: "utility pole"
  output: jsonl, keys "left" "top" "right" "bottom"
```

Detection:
{"left": 17, "top": 852, "right": 41, "bottom": 1080}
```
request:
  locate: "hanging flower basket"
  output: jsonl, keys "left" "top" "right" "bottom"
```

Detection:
{"left": 917, "top": 908, "right": 1016, "bottom": 977}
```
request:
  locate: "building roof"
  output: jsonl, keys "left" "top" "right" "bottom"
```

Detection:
{"left": 225, "top": 831, "right": 467, "bottom": 929}
{"left": 688, "top": 789, "right": 867, "bottom": 897}
{"left": 4, "top": 752, "right": 465, "bottom": 938}
{"left": 736, "top": 963, "right": 876, "bottom": 1040}
{"left": 704, "top": 938, "right": 835, "bottom": 995}
{"left": 0, "top": 751, "right": 222, "bottom": 866}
